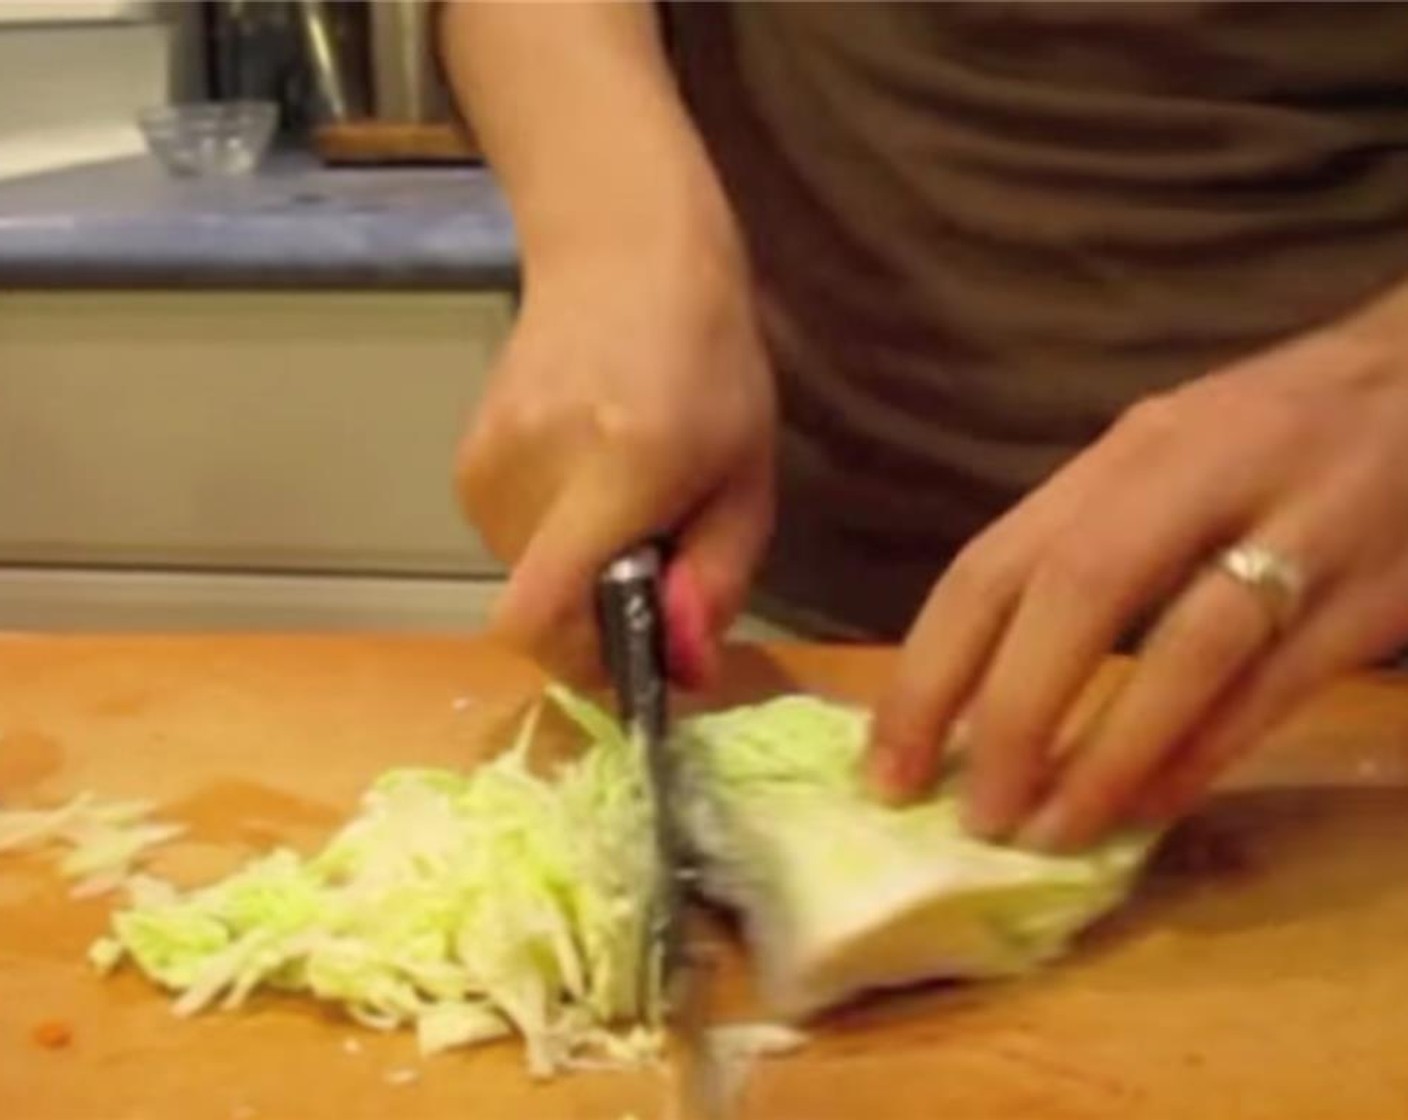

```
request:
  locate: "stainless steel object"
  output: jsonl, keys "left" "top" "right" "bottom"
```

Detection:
{"left": 295, "top": 0, "right": 352, "bottom": 122}
{"left": 595, "top": 544, "right": 685, "bottom": 991}
{"left": 368, "top": 0, "right": 449, "bottom": 123}
{"left": 595, "top": 544, "right": 723, "bottom": 1119}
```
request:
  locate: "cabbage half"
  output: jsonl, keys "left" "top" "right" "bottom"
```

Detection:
{"left": 673, "top": 696, "right": 1157, "bottom": 1018}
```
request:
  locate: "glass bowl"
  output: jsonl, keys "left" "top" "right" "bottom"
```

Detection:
{"left": 137, "top": 101, "right": 279, "bottom": 178}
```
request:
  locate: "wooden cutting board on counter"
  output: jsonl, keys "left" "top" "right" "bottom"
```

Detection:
{"left": 4, "top": 635, "right": 1408, "bottom": 1120}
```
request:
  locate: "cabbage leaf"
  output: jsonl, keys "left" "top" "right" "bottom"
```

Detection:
{"left": 674, "top": 695, "right": 1157, "bottom": 1018}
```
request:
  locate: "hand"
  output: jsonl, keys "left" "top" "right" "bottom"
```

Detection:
{"left": 456, "top": 230, "right": 775, "bottom": 687}
{"left": 867, "top": 319, "right": 1408, "bottom": 851}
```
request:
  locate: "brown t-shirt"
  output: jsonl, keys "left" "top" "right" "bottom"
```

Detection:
{"left": 667, "top": 1, "right": 1408, "bottom": 638}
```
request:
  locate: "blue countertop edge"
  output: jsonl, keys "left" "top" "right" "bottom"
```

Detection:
{"left": 0, "top": 152, "right": 521, "bottom": 291}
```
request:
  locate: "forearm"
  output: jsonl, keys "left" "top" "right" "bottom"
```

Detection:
{"left": 439, "top": 1, "right": 739, "bottom": 275}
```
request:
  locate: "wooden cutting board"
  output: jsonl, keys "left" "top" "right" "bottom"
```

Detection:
{"left": 3, "top": 636, "right": 1408, "bottom": 1119}
{"left": 312, "top": 122, "right": 482, "bottom": 166}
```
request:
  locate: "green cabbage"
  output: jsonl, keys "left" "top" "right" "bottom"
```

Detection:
{"left": 91, "top": 685, "right": 665, "bottom": 1078}
{"left": 673, "top": 696, "right": 1157, "bottom": 1018}
{"left": 80, "top": 687, "right": 1157, "bottom": 1077}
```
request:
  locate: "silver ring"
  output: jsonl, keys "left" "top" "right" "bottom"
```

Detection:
{"left": 1213, "top": 541, "right": 1307, "bottom": 636}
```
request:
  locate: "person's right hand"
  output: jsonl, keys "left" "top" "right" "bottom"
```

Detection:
{"left": 456, "top": 232, "right": 776, "bottom": 688}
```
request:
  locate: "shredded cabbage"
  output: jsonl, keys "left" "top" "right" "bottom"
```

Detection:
{"left": 415, "top": 1000, "right": 510, "bottom": 1056}
{"left": 701, "top": 1022, "right": 810, "bottom": 1112}
{"left": 90, "top": 686, "right": 665, "bottom": 1078}
{"left": 0, "top": 792, "right": 186, "bottom": 898}
{"left": 674, "top": 695, "right": 1159, "bottom": 1018}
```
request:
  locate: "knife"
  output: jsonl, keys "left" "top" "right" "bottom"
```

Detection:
{"left": 595, "top": 543, "right": 723, "bottom": 1118}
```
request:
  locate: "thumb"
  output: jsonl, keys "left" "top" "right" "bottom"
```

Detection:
{"left": 666, "top": 460, "right": 774, "bottom": 688}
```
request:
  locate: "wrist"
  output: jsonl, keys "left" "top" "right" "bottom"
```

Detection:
{"left": 1336, "top": 274, "right": 1408, "bottom": 356}
{"left": 512, "top": 149, "right": 748, "bottom": 299}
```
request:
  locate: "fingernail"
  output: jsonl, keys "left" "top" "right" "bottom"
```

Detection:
{"left": 864, "top": 746, "right": 913, "bottom": 804}
{"left": 863, "top": 746, "right": 899, "bottom": 798}
{"left": 945, "top": 717, "right": 973, "bottom": 758}
{"left": 1016, "top": 802, "right": 1070, "bottom": 853}
{"left": 663, "top": 559, "right": 719, "bottom": 690}
{"left": 961, "top": 786, "right": 1010, "bottom": 841}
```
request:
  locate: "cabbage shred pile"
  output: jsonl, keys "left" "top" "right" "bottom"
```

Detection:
{"left": 89, "top": 686, "right": 665, "bottom": 1077}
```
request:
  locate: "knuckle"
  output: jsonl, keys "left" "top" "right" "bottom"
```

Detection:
{"left": 452, "top": 426, "right": 533, "bottom": 563}
{"left": 453, "top": 434, "right": 491, "bottom": 509}
{"left": 944, "top": 533, "right": 1021, "bottom": 603}
{"left": 491, "top": 391, "right": 554, "bottom": 440}
{"left": 588, "top": 400, "right": 673, "bottom": 456}
{"left": 453, "top": 421, "right": 506, "bottom": 514}
{"left": 1037, "top": 535, "right": 1120, "bottom": 602}
{"left": 453, "top": 394, "right": 563, "bottom": 509}
{"left": 1113, "top": 393, "right": 1180, "bottom": 444}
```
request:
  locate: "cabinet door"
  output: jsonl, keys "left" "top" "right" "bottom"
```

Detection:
{"left": 0, "top": 291, "right": 513, "bottom": 575}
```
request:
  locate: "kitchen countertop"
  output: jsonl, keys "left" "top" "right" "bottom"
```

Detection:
{"left": 0, "top": 151, "right": 519, "bottom": 289}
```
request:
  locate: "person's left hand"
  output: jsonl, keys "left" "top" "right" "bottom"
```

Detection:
{"left": 865, "top": 313, "right": 1408, "bottom": 852}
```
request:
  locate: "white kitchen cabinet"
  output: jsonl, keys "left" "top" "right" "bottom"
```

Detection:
{"left": 0, "top": 290, "right": 513, "bottom": 630}
{"left": 0, "top": 291, "right": 511, "bottom": 572}
{"left": 0, "top": 566, "right": 501, "bottom": 633}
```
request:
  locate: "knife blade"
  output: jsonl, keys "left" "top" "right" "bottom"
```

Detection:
{"left": 595, "top": 543, "right": 724, "bottom": 1119}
